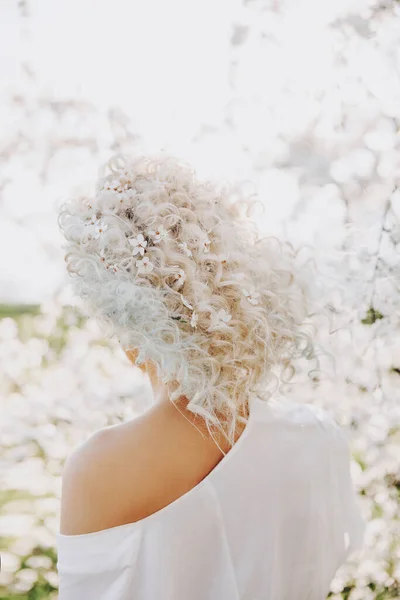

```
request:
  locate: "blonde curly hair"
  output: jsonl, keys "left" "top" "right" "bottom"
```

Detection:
{"left": 58, "top": 152, "right": 312, "bottom": 444}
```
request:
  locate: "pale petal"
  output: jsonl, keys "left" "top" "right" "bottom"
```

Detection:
{"left": 181, "top": 295, "right": 193, "bottom": 310}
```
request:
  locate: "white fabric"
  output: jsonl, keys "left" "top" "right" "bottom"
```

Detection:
{"left": 56, "top": 397, "right": 366, "bottom": 600}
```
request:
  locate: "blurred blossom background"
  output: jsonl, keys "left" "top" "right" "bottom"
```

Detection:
{"left": 0, "top": 0, "right": 400, "bottom": 598}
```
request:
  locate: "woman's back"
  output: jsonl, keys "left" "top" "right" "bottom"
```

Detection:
{"left": 57, "top": 396, "right": 365, "bottom": 600}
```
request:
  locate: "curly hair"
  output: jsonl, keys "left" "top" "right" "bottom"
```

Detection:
{"left": 58, "top": 152, "right": 312, "bottom": 444}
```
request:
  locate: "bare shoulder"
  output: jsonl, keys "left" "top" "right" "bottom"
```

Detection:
{"left": 60, "top": 401, "right": 228, "bottom": 536}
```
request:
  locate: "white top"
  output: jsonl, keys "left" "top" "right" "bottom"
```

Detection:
{"left": 56, "top": 397, "right": 366, "bottom": 600}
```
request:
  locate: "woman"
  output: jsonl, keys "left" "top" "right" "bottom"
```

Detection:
{"left": 56, "top": 153, "right": 365, "bottom": 599}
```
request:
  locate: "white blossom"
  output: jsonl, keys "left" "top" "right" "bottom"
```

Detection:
{"left": 148, "top": 226, "right": 168, "bottom": 243}
{"left": 135, "top": 256, "right": 154, "bottom": 274}
{"left": 118, "top": 192, "right": 130, "bottom": 208}
{"left": 124, "top": 188, "right": 137, "bottom": 201}
{"left": 174, "top": 268, "right": 186, "bottom": 287}
{"left": 92, "top": 221, "right": 108, "bottom": 239}
{"left": 85, "top": 215, "right": 97, "bottom": 226}
{"left": 103, "top": 178, "right": 123, "bottom": 193}
{"left": 178, "top": 242, "right": 193, "bottom": 257}
{"left": 203, "top": 237, "right": 211, "bottom": 253}
{"left": 242, "top": 286, "right": 261, "bottom": 305}
{"left": 129, "top": 233, "right": 147, "bottom": 256}
{"left": 208, "top": 309, "right": 232, "bottom": 331}
{"left": 190, "top": 311, "right": 198, "bottom": 328}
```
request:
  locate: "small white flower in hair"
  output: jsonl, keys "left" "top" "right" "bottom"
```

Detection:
{"left": 180, "top": 294, "right": 193, "bottom": 310}
{"left": 92, "top": 221, "right": 108, "bottom": 238}
{"left": 85, "top": 215, "right": 97, "bottom": 226}
{"left": 203, "top": 237, "right": 211, "bottom": 253}
{"left": 190, "top": 311, "right": 198, "bottom": 328}
{"left": 174, "top": 268, "right": 186, "bottom": 287}
{"left": 125, "top": 188, "right": 137, "bottom": 200}
{"left": 103, "top": 179, "right": 122, "bottom": 193}
{"left": 136, "top": 256, "right": 154, "bottom": 274}
{"left": 82, "top": 198, "right": 94, "bottom": 212}
{"left": 242, "top": 287, "right": 261, "bottom": 305}
{"left": 178, "top": 242, "right": 193, "bottom": 257}
{"left": 220, "top": 254, "right": 229, "bottom": 264}
{"left": 119, "top": 171, "right": 134, "bottom": 187}
{"left": 149, "top": 226, "right": 169, "bottom": 243}
{"left": 118, "top": 192, "right": 131, "bottom": 208}
{"left": 208, "top": 309, "right": 232, "bottom": 331}
{"left": 129, "top": 233, "right": 147, "bottom": 256}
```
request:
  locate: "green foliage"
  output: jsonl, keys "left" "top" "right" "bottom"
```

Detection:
{"left": 361, "top": 307, "right": 385, "bottom": 325}
{"left": 0, "top": 305, "right": 41, "bottom": 318}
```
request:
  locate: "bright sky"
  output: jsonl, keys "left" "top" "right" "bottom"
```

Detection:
{"left": 0, "top": 0, "right": 243, "bottom": 303}
{"left": 0, "top": 0, "right": 398, "bottom": 303}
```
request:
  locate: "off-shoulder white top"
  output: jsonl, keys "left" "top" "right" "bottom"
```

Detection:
{"left": 56, "top": 397, "right": 365, "bottom": 600}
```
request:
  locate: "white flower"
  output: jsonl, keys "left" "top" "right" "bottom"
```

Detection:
{"left": 92, "top": 221, "right": 108, "bottom": 238}
{"left": 108, "top": 263, "right": 119, "bottom": 273}
{"left": 220, "top": 254, "right": 229, "bottom": 264}
{"left": 180, "top": 294, "right": 193, "bottom": 310}
{"left": 103, "top": 178, "right": 123, "bottom": 193}
{"left": 96, "top": 189, "right": 119, "bottom": 213}
{"left": 178, "top": 242, "right": 193, "bottom": 257}
{"left": 190, "top": 311, "right": 198, "bottom": 328}
{"left": 85, "top": 215, "right": 97, "bottom": 226}
{"left": 242, "top": 287, "right": 261, "bottom": 306}
{"left": 148, "top": 226, "right": 168, "bottom": 243}
{"left": 129, "top": 233, "right": 147, "bottom": 256}
{"left": 136, "top": 256, "right": 154, "bottom": 274}
{"left": 208, "top": 309, "right": 232, "bottom": 331}
{"left": 118, "top": 192, "right": 130, "bottom": 208}
{"left": 203, "top": 237, "right": 211, "bottom": 253}
{"left": 119, "top": 171, "right": 134, "bottom": 187}
{"left": 174, "top": 268, "right": 186, "bottom": 288}
{"left": 99, "top": 248, "right": 106, "bottom": 263}
{"left": 125, "top": 188, "right": 137, "bottom": 200}
{"left": 82, "top": 198, "right": 95, "bottom": 213}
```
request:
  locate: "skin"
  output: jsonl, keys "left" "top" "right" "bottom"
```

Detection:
{"left": 59, "top": 349, "right": 248, "bottom": 535}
